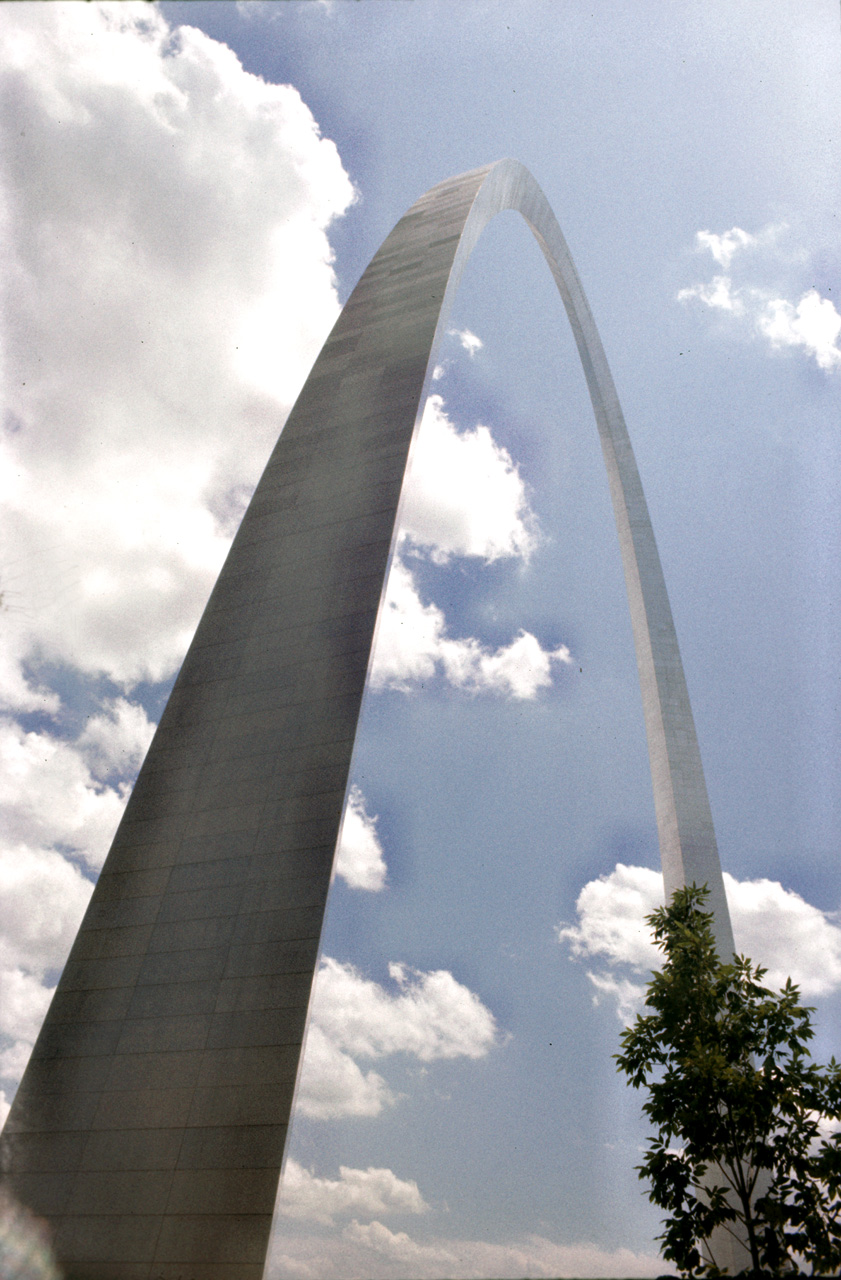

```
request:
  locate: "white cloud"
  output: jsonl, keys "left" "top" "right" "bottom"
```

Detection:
{"left": 335, "top": 787, "right": 387, "bottom": 891}
{"left": 268, "top": 1220, "right": 662, "bottom": 1280}
{"left": 557, "top": 863, "right": 662, "bottom": 1022}
{"left": 370, "top": 558, "right": 571, "bottom": 699}
{"left": 692, "top": 223, "right": 788, "bottom": 271}
{"left": 0, "top": 1, "right": 353, "bottom": 698}
{"left": 559, "top": 862, "right": 841, "bottom": 1020}
{"left": 678, "top": 224, "right": 841, "bottom": 371}
{"left": 757, "top": 289, "right": 841, "bottom": 370}
{"left": 726, "top": 874, "right": 841, "bottom": 994}
{"left": 678, "top": 274, "right": 745, "bottom": 315}
{"left": 400, "top": 395, "right": 537, "bottom": 563}
{"left": 559, "top": 863, "right": 661, "bottom": 974}
{"left": 467, "top": 629, "right": 571, "bottom": 698}
{"left": 447, "top": 327, "right": 483, "bottom": 356}
{"left": 0, "top": 700, "right": 153, "bottom": 1090}
{"left": 277, "top": 1160, "right": 428, "bottom": 1225}
{"left": 0, "top": 1039, "right": 34, "bottom": 1086}
{"left": 77, "top": 696, "right": 155, "bottom": 779}
{"left": 295, "top": 1025, "right": 394, "bottom": 1121}
{"left": 680, "top": 276, "right": 841, "bottom": 370}
{"left": 427, "top": 323, "right": 482, "bottom": 384}
{"left": 695, "top": 226, "right": 758, "bottom": 270}
{"left": 0, "top": 843, "right": 94, "bottom": 1089}
{"left": 0, "top": 969, "right": 54, "bottom": 1048}
{"left": 343, "top": 1220, "right": 457, "bottom": 1270}
{"left": 314, "top": 958, "right": 499, "bottom": 1061}
{"left": 369, "top": 394, "right": 557, "bottom": 705}
{"left": 0, "top": 715, "right": 141, "bottom": 872}
{"left": 0, "top": 845, "right": 93, "bottom": 979}
{"left": 582, "top": 970, "right": 654, "bottom": 1026}
{"left": 296, "top": 957, "right": 500, "bottom": 1120}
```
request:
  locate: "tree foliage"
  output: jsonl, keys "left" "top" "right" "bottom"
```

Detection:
{"left": 615, "top": 884, "right": 841, "bottom": 1276}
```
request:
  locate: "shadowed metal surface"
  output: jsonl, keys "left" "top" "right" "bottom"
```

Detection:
{"left": 0, "top": 159, "right": 735, "bottom": 1279}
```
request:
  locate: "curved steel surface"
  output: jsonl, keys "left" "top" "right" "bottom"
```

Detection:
{"left": 1, "top": 159, "right": 733, "bottom": 1279}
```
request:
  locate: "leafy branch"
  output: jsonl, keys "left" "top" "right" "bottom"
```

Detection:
{"left": 615, "top": 884, "right": 841, "bottom": 1276}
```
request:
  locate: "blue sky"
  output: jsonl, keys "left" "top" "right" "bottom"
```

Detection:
{"left": 1, "top": 3, "right": 840, "bottom": 1276}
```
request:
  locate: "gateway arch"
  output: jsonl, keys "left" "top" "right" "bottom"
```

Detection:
{"left": 1, "top": 160, "right": 735, "bottom": 1279}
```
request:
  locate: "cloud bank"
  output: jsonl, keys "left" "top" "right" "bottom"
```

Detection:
{"left": 268, "top": 1220, "right": 662, "bottom": 1280}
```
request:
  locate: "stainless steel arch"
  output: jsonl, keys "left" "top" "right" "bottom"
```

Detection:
{"left": 1, "top": 159, "right": 734, "bottom": 1280}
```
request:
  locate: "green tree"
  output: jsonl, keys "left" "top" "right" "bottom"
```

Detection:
{"left": 615, "top": 884, "right": 841, "bottom": 1276}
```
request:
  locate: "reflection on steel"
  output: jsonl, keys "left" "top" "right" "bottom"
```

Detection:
{"left": 0, "top": 160, "right": 734, "bottom": 1279}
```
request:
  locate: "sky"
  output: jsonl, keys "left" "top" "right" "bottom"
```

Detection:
{"left": 1, "top": 2, "right": 840, "bottom": 1276}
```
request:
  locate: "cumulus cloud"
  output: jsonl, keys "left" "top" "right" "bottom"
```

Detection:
{"left": 267, "top": 1220, "right": 662, "bottom": 1280}
{"left": 371, "top": 395, "right": 572, "bottom": 699}
{"left": 678, "top": 274, "right": 745, "bottom": 315}
{"left": 559, "top": 862, "right": 841, "bottom": 1021}
{"left": 315, "top": 958, "right": 499, "bottom": 1061}
{"left": 678, "top": 224, "right": 841, "bottom": 371}
{"left": 726, "top": 874, "right": 841, "bottom": 993}
{"left": 430, "top": 325, "right": 484, "bottom": 383}
{"left": 296, "top": 957, "right": 500, "bottom": 1119}
{"left": 694, "top": 226, "right": 777, "bottom": 270}
{"left": 0, "top": 711, "right": 152, "bottom": 872}
{"left": 559, "top": 864, "right": 661, "bottom": 974}
{"left": 400, "top": 396, "right": 537, "bottom": 563}
{"left": 0, "top": 2, "right": 353, "bottom": 698}
{"left": 296, "top": 1025, "right": 394, "bottom": 1121}
{"left": 370, "top": 558, "right": 571, "bottom": 699}
{"left": 277, "top": 1160, "right": 428, "bottom": 1225}
{"left": 0, "top": 845, "right": 94, "bottom": 981}
{"left": 0, "top": 843, "right": 94, "bottom": 1093}
{"left": 757, "top": 289, "right": 841, "bottom": 370}
{"left": 77, "top": 697, "right": 156, "bottom": 779}
{"left": 334, "top": 787, "right": 387, "bottom": 891}
{"left": 448, "top": 327, "right": 483, "bottom": 356}
{"left": 0, "top": 969, "right": 54, "bottom": 1050}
